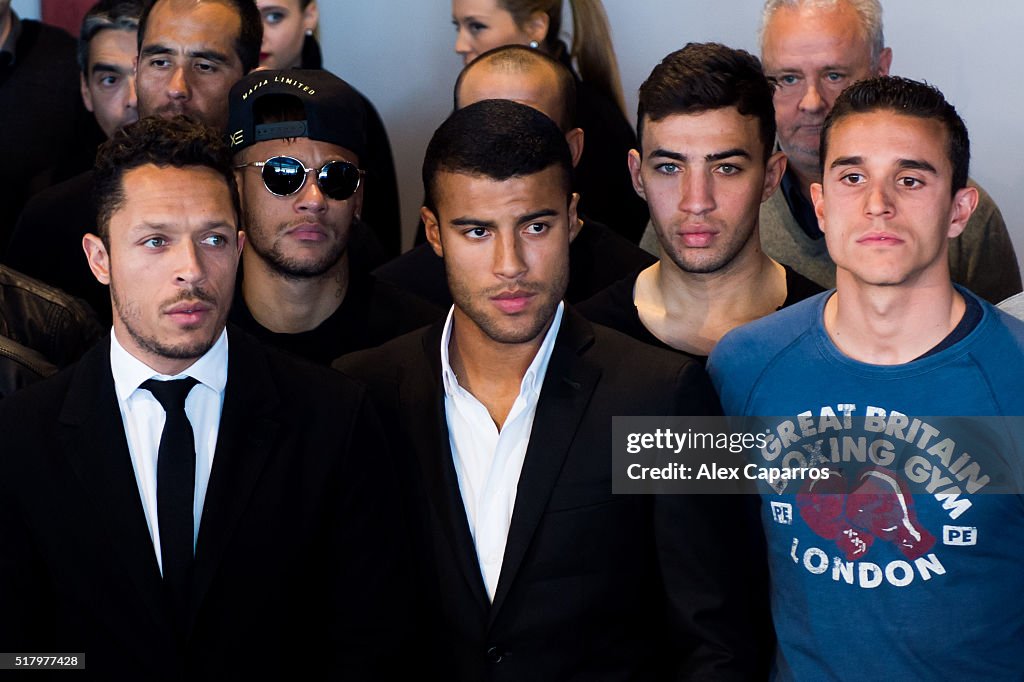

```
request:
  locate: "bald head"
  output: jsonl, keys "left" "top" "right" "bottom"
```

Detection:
{"left": 454, "top": 45, "right": 576, "bottom": 133}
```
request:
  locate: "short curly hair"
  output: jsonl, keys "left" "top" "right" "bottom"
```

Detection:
{"left": 93, "top": 115, "right": 241, "bottom": 243}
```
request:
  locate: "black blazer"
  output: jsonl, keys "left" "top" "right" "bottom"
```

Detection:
{"left": 0, "top": 328, "right": 409, "bottom": 681}
{"left": 334, "top": 309, "right": 772, "bottom": 681}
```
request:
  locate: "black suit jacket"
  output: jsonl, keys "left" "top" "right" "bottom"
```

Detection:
{"left": 0, "top": 328, "right": 408, "bottom": 681}
{"left": 334, "top": 309, "right": 772, "bottom": 681}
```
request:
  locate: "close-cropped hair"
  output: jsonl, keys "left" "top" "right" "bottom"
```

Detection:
{"left": 499, "top": 0, "right": 626, "bottom": 116}
{"left": 637, "top": 42, "right": 777, "bottom": 162}
{"left": 78, "top": 0, "right": 144, "bottom": 74}
{"left": 760, "top": 0, "right": 885, "bottom": 69}
{"left": 422, "top": 99, "right": 574, "bottom": 216}
{"left": 93, "top": 115, "right": 241, "bottom": 243}
{"left": 137, "top": 0, "right": 263, "bottom": 74}
{"left": 820, "top": 76, "right": 970, "bottom": 195}
{"left": 454, "top": 44, "right": 577, "bottom": 132}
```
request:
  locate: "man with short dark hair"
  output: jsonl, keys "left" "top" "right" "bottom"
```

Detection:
{"left": 5, "top": 0, "right": 262, "bottom": 323}
{"left": 227, "top": 69, "right": 439, "bottom": 363}
{"left": 78, "top": 0, "right": 143, "bottom": 139}
{"left": 0, "top": 116, "right": 406, "bottom": 679}
{"left": 336, "top": 99, "right": 770, "bottom": 680}
{"left": 580, "top": 43, "right": 821, "bottom": 364}
{"left": 710, "top": 76, "right": 1024, "bottom": 679}
{"left": 376, "top": 45, "right": 655, "bottom": 306}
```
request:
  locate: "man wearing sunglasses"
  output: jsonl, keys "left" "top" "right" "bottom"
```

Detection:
{"left": 227, "top": 69, "right": 439, "bottom": 364}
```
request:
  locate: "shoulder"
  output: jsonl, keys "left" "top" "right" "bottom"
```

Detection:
{"left": 998, "top": 292, "right": 1024, "bottom": 321}
{"left": 576, "top": 271, "right": 637, "bottom": 324}
{"left": 332, "top": 323, "right": 438, "bottom": 385}
{"left": 708, "top": 292, "right": 827, "bottom": 409}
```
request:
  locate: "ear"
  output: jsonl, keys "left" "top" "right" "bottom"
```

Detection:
{"left": 236, "top": 230, "right": 246, "bottom": 258}
{"left": 627, "top": 148, "right": 646, "bottom": 200}
{"left": 422, "top": 206, "right": 444, "bottom": 258}
{"left": 524, "top": 10, "right": 549, "bottom": 44}
{"left": 761, "top": 150, "right": 788, "bottom": 202}
{"left": 876, "top": 47, "right": 893, "bottom": 76}
{"left": 947, "top": 185, "right": 979, "bottom": 239}
{"left": 80, "top": 72, "right": 95, "bottom": 112}
{"left": 809, "top": 182, "right": 826, "bottom": 236}
{"left": 302, "top": 1, "right": 319, "bottom": 34}
{"left": 82, "top": 233, "right": 111, "bottom": 285}
{"left": 567, "top": 192, "right": 581, "bottom": 243}
{"left": 565, "top": 127, "right": 584, "bottom": 168}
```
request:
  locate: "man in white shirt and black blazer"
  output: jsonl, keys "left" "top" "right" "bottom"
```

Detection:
{"left": 0, "top": 115, "right": 408, "bottom": 680}
{"left": 335, "top": 100, "right": 772, "bottom": 681}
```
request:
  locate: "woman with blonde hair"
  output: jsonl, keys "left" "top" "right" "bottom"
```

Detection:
{"left": 451, "top": 0, "right": 649, "bottom": 241}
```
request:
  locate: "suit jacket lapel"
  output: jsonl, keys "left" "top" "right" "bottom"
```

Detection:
{"left": 57, "top": 339, "right": 171, "bottom": 637}
{"left": 189, "top": 330, "right": 280, "bottom": 629}
{"left": 402, "top": 324, "right": 490, "bottom": 613}
{"left": 489, "top": 309, "right": 601, "bottom": 620}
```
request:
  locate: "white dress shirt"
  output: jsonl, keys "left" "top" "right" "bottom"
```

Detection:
{"left": 441, "top": 302, "right": 564, "bottom": 601}
{"left": 109, "top": 328, "right": 228, "bottom": 575}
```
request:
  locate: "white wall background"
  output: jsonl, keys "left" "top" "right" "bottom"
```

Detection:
{"left": 17, "top": 0, "right": 1024, "bottom": 269}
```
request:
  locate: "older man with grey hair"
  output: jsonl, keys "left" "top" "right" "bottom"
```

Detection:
{"left": 639, "top": 0, "right": 1021, "bottom": 304}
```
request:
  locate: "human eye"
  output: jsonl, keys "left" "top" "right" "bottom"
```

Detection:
{"left": 839, "top": 172, "right": 864, "bottom": 185}
{"left": 897, "top": 176, "right": 924, "bottom": 189}
{"left": 201, "top": 233, "right": 230, "bottom": 247}
{"left": 655, "top": 162, "right": 680, "bottom": 175}
{"left": 97, "top": 74, "right": 119, "bottom": 87}
{"left": 716, "top": 163, "right": 742, "bottom": 176}
{"left": 463, "top": 226, "right": 489, "bottom": 239}
{"left": 194, "top": 61, "right": 218, "bottom": 74}
{"left": 142, "top": 236, "right": 167, "bottom": 248}
{"left": 771, "top": 74, "right": 799, "bottom": 87}
{"left": 523, "top": 222, "right": 550, "bottom": 235}
{"left": 824, "top": 71, "right": 846, "bottom": 85}
{"left": 263, "top": 10, "right": 286, "bottom": 24}
{"left": 147, "top": 57, "right": 171, "bottom": 69}
{"left": 468, "top": 20, "right": 487, "bottom": 34}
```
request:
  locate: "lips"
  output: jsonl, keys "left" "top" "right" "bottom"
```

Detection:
{"left": 165, "top": 300, "right": 212, "bottom": 326}
{"left": 676, "top": 228, "right": 718, "bottom": 248}
{"left": 857, "top": 232, "right": 904, "bottom": 245}
{"left": 286, "top": 223, "right": 328, "bottom": 241}
{"left": 491, "top": 290, "right": 535, "bottom": 314}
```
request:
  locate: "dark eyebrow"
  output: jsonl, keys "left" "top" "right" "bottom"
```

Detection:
{"left": 896, "top": 158, "right": 938, "bottom": 174}
{"left": 830, "top": 155, "right": 863, "bottom": 170}
{"left": 90, "top": 62, "right": 129, "bottom": 76}
{"left": 189, "top": 49, "right": 229, "bottom": 65}
{"left": 518, "top": 209, "right": 558, "bottom": 223}
{"left": 451, "top": 217, "right": 496, "bottom": 228}
{"left": 707, "top": 148, "right": 751, "bottom": 162}
{"left": 140, "top": 44, "right": 173, "bottom": 58}
{"left": 649, "top": 149, "right": 687, "bottom": 162}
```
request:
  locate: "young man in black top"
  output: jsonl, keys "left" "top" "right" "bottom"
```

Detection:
{"left": 580, "top": 43, "right": 821, "bottom": 364}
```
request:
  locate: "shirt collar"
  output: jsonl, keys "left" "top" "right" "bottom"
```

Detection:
{"left": 0, "top": 12, "right": 22, "bottom": 67}
{"left": 440, "top": 301, "right": 565, "bottom": 398}
{"left": 110, "top": 327, "right": 230, "bottom": 402}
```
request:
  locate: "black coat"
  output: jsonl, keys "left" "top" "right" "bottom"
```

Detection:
{"left": 334, "top": 308, "right": 772, "bottom": 680}
{"left": 0, "top": 328, "right": 410, "bottom": 680}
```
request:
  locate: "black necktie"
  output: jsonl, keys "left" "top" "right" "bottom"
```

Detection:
{"left": 142, "top": 376, "right": 199, "bottom": 636}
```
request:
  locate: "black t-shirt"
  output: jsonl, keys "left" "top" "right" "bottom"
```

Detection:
{"left": 577, "top": 265, "right": 825, "bottom": 366}
{"left": 229, "top": 272, "right": 443, "bottom": 365}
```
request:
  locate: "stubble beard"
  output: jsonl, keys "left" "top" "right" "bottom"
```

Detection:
{"left": 111, "top": 280, "right": 222, "bottom": 361}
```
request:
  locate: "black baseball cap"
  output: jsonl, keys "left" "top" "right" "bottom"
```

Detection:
{"left": 227, "top": 68, "right": 368, "bottom": 159}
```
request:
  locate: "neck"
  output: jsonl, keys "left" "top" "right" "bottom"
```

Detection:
{"left": 824, "top": 274, "right": 964, "bottom": 364}
{"left": 241, "top": 250, "right": 349, "bottom": 333}
{"left": 635, "top": 234, "right": 787, "bottom": 355}
{"left": 448, "top": 307, "right": 553, "bottom": 429}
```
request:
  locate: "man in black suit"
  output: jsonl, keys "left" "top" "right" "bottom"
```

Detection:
{"left": 335, "top": 100, "right": 771, "bottom": 680}
{"left": 0, "top": 117, "right": 405, "bottom": 680}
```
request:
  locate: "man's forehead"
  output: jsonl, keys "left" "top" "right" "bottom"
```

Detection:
{"left": 825, "top": 111, "right": 949, "bottom": 166}
{"left": 435, "top": 168, "right": 566, "bottom": 210}
{"left": 238, "top": 137, "right": 359, "bottom": 164}
{"left": 143, "top": 0, "right": 241, "bottom": 51}
{"left": 762, "top": 2, "right": 871, "bottom": 66}
{"left": 459, "top": 66, "right": 563, "bottom": 119}
{"left": 90, "top": 28, "right": 137, "bottom": 63}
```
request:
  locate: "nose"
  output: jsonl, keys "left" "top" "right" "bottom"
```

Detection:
{"left": 678, "top": 169, "right": 716, "bottom": 216}
{"left": 454, "top": 28, "right": 472, "bottom": 62}
{"left": 167, "top": 65, "right": 190, "bottom": 101}
{"left": 174, "top": 239, "right": 205, "bottom": 285}
{"left": 864, "top": 181, "right": 894, "bottom": 218}
{"left": 493, "top": 231, "right": 528, "bottom": 280}
{"left": 798, "top": 81, "right": 826, "bottom": 114}
{"left": 294, "top": 170, "right": 327, "bottom": 213}
{"left": 125, "top": 75, "right": 138, "bottom": 113}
